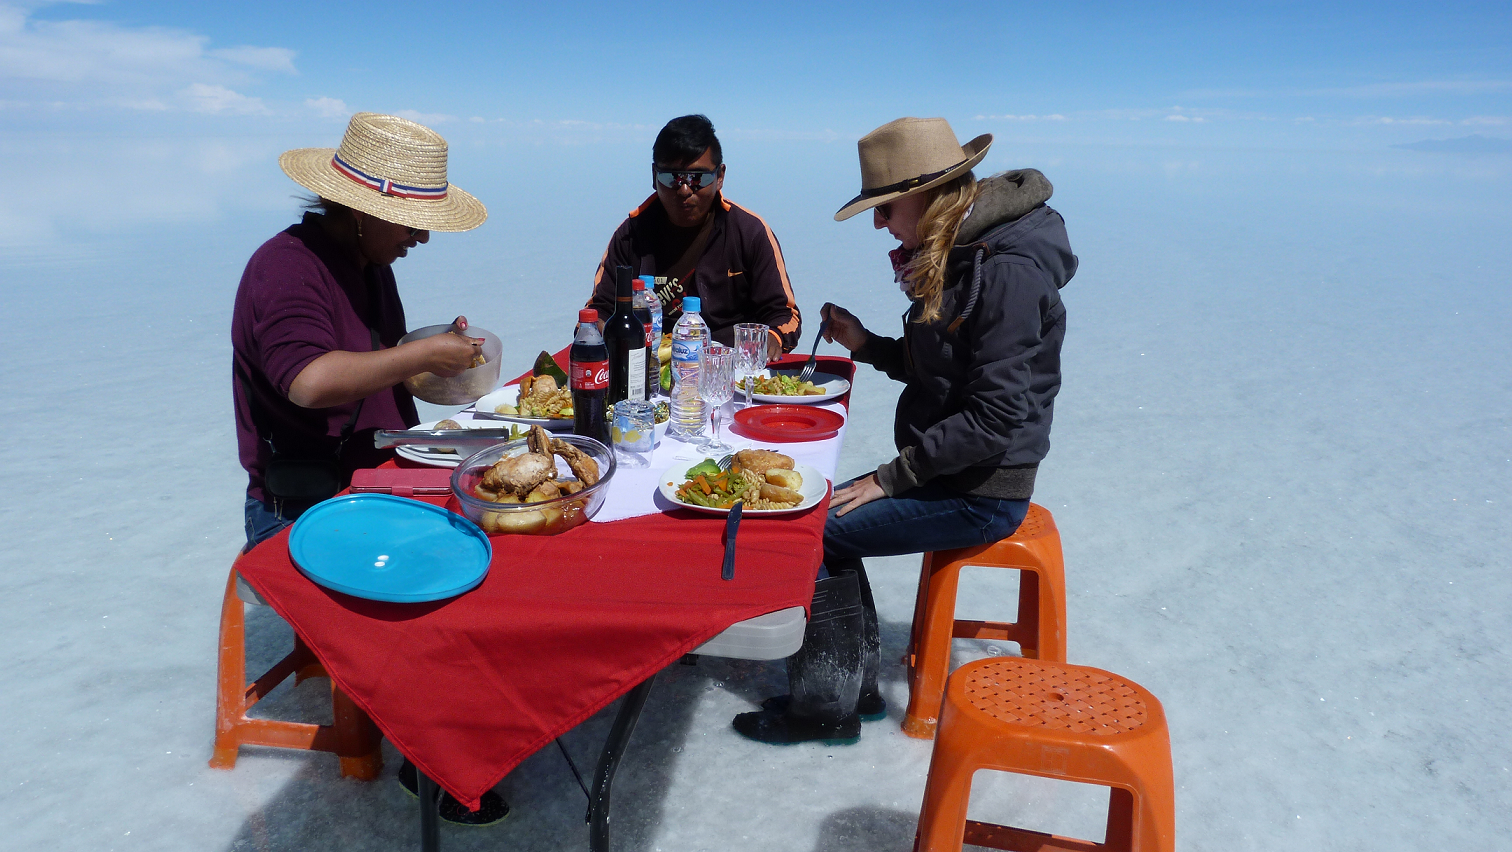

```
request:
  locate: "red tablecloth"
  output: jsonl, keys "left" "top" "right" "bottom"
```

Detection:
{"left": 236, "top": 355, "right": 856, "bottom": 809}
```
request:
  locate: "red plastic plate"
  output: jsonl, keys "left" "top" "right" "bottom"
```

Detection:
{"left": 731, "top": 405, "right": 845, "bottom": 443}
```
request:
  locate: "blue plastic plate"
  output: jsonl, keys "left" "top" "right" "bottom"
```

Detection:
{"left": 288, "top": 494, "right": 492, "bottom": 603}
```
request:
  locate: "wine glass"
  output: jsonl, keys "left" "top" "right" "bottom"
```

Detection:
{"left": 698, "top": 344, "right": 736, "bottom": 454}
{"left": 733, "top": 323, "right": 769, "bottom": 409}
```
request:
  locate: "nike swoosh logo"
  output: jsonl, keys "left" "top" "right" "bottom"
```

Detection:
{"left": 727, "top": 269, "right": 742, "bottom": 277}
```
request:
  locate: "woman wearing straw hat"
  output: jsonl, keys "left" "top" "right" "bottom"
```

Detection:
{"left": 230, "top": 113, "right": 509, "bottom": 824}
{"left": 734, "top": 117, "right": 1077, "bottom": 745}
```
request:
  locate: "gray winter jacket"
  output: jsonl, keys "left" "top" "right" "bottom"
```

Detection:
{"left": 854, "top": 169, "right": 1077, "bottom": 499}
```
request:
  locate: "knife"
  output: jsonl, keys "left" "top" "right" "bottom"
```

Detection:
{"left": 372, "top": 428, "right": 521, "bottom": 450}
{"left": 722, "top": 500, "right": 743, "bottom": 581}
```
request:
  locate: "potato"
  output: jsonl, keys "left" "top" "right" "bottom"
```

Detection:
{"left": 764, "top": 468, "right": 803, "bottom": 490}
{"left": 760, "top": 483, "right": 803, "bottom": 505}
{"left": 526, "top": 481, "right": 563, "bottom": 502}
{"left": 488, "top": 509, "right": 547, "bottom": 535}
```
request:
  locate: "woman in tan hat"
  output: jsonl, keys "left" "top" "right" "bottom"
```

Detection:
{"left": 230, "top": 112, "right": 508, "bottom": 824}
{"left": 734, "top": 117, "right": 1077, "bottom": 745}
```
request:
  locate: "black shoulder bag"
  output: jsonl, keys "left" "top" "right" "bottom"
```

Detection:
{"left": 239, "top": 284, "right": 384, "bottom": 503}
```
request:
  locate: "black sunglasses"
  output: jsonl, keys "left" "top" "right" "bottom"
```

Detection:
{"left": 654, "top": 168, "right": 719, "bottom": 190}
{"left": 875, "top": 202, "right": 893, "bottom": 222}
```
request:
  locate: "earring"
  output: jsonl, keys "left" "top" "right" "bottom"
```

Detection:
{"left": 355, "top": 215, "right": 364, "bottom": 240}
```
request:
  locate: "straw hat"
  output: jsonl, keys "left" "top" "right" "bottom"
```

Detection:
{"left": 279, "top": 112, "right": 486, "bottom": 232}
{"left": 834, "top": 117, "right": 991, "bottom": 221}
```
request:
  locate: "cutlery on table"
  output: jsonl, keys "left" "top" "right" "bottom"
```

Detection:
{"left": 373, "top": 428, "right": 520, "bottom": 451}
{"left": 722, "top": 500, "right": 742, "bottom": 581}
{"left": 798, "top": 318, "right": 830, "bottom": 384}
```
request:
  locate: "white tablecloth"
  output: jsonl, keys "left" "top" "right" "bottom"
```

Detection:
{"left": 456, "top": 400, "right": 848, "bottom": 525}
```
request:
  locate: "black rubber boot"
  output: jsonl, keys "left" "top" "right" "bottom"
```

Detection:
{"left": 734, "top": 571, "right": 864, "bottom": 745}
{"left": 761, "top": 563, "right": 886, "bottom": 721}
{"left": 850, "top": 560, "right": 887, "bottom": 721}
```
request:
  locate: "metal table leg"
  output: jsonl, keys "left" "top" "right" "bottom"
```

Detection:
{"left": 587, "top": 674, "right": 656, "bottom": 852}
{"left": 418, "top": 769, "right": 441, "bottom": 852}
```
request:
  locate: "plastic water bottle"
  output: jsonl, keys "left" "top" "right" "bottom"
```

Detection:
{"left": 668, "top": 296, "right": 708, "bottom": 439}
{"left": 633, "top": 276, "right": 661, "bottom": 396}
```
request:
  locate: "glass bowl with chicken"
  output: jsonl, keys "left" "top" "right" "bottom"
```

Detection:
{"left": 450, "top": 426, "right": 615, "bottom": 535}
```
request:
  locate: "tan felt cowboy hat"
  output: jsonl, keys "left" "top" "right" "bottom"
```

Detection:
{"left": 834, "top": 117, "right": 991, "bottom": 221}
{"left": 279, "top": 112, "right": 487, "bottom": 232}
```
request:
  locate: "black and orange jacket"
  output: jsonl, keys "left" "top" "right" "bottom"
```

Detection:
{"left": 588, "top": 193, "right": 802, "bottom": 353}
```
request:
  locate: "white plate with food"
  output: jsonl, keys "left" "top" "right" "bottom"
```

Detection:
{"left": 658, "top": 451, "right": 829, "bottom": 516}
{"left": 394, "top": 419, "right": 524, "bottom": 468}
{"left": 734, "top": 371, "right": 851, "bottom": 405}
{"left": 471, "top": 380, "right": 575, "bottom": 431}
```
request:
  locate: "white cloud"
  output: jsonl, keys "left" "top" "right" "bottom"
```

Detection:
{"left": 1354, "top": 116, "right": 1453, "bottom": 126}
{"left": 975, "top": 114, "right": 1067, "bottom": 121}
{"left": 179, "top": 83, "right": 267, "bottom": 115}
{"left": 395, "top": 109, "right": 456, "bottom": 126}
{"left": 1461, "top": 116, "right": 1510, "bottom": 127}
{"left": 305, "top": 96, "right": 349, "bottom": 118}
{"left": 208, "top": 46, "right": 297, "bottom": 75}
{"left": 0, "top": 3, "right": 294, "bottom": 112}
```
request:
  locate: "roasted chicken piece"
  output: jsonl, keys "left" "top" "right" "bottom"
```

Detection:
{"left": 480, "top": 448, "right": 555, "bottom": 496}
{"left": 549, "top": 437, "right": 600, "bottom": 486}
{"left": 520, "top": 374, "right": 559, "bottom": 400}
{"left": 526, "top": 424, "right": 554, "bottom": 456}
{"left": 478, "top": 424, "right": 600, "bottom": 499}
{"left": 732, "top": 449, "right": 795, "bottom": 478}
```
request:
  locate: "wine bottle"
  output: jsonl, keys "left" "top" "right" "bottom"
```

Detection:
{"left": 603, "top": 265, "right": 648, "bottom": 404}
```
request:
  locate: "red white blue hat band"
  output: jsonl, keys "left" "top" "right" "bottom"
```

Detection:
{"left": 331, "top": 153, "right": 449, "bottom": 200}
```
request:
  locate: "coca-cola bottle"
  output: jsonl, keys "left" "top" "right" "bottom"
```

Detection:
{"left": 570, "top": 308, "right": 611, "bottom": 446}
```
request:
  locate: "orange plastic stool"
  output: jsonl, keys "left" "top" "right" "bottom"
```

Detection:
{"left": 913, "top": 657, "right": 1174, "bottom": 852}
{"left": 904, "top": 502, "right": 1067, "bottom": 738}
{"left": 209, "top": 559, "right": 383, "bottom": 779}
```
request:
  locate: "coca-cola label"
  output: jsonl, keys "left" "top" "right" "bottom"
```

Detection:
{"left": 571, "top": 360, "right": 609, "bottom": 390}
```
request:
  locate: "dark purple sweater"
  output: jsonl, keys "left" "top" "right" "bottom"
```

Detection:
{"left": 231, "top": 213, "right": 418, "bottom": 503}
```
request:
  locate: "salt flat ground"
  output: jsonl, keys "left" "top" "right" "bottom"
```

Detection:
{"left": 1, "top": 142, "right": 1508, "bottom": 851}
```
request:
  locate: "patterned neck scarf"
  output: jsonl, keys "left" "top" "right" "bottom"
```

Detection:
{"left": 889, "top": 245, "right": 919, "bottom": 293}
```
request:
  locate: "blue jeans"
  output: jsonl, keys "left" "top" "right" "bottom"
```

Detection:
{"left": 822, "top": 478, "right": 1029, "bottom": 572}
{"left": 243, "top": 496, "right": 316, "bottom": 551}
{"left": 770, "top": 478, "right": 1028, "bottom": 721}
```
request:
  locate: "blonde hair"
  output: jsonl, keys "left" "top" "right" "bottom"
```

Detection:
{"left": 902, "top": 172, "right": 978, "bottom": 324}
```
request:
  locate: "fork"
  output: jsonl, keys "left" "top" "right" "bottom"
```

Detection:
{"left": 798, "top": 318, "right": 830, "bottom": 384}
{"left": 716, "top": 453, "right": 735, "bottom": 470}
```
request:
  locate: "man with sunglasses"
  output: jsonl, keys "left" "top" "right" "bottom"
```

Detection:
{"left": 587, "top": 114, "right": 801, "bottom": 361}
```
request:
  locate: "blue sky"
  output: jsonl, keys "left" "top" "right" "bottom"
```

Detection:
{"left": 0, "top": 0, "right": 1508, "bottom": 248}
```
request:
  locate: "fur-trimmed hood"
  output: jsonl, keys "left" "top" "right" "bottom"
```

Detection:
{"left": 958, "top": 169, "right": 1055, "bottom": 245}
